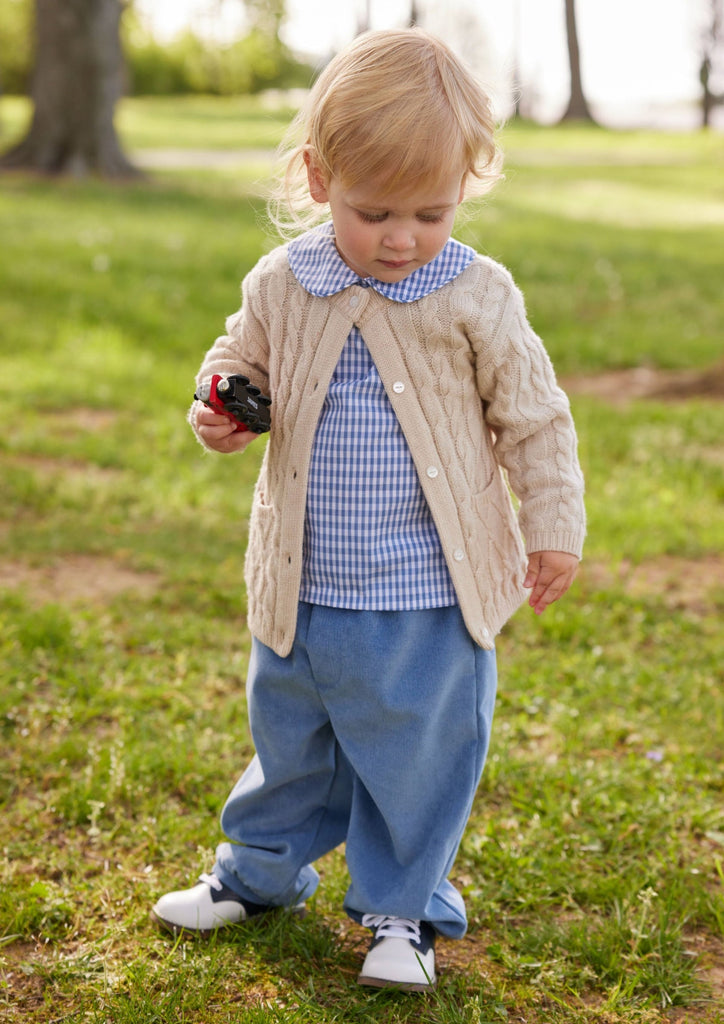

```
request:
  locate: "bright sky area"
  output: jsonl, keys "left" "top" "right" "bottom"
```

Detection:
{"left": 134, "top": 0, "right": 712, "bottom": 127}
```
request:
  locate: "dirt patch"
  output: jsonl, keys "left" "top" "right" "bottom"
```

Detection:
{"left": 562, "top": 363, "right": 724, "bottom": 402}
{"left": 0, "top": 554, "right": 161, "bottom": 606}
{"left": 583, "top": 555, "right": 723, "bottom": 613}
{"left": 671, "top": 931, "right": 724, "bottom": 1022}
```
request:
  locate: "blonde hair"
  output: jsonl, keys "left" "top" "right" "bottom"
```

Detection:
{"left": 268, "top": 28, "right": 502, "bottom": 237}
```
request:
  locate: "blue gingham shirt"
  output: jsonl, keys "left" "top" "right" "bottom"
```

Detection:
{"left": 289, "top": 222, "right": 475, "bottom": 610}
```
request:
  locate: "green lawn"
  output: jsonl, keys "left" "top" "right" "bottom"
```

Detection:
{"left": 0, "top": 96, "right": 722, "bottom": 1023}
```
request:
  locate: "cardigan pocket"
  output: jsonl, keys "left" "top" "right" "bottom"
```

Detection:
{"left": 244, "top": 499, "right": 278, "bottom": 596}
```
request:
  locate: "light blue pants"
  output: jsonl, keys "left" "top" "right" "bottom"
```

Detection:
{"left": 214, "top": 602, "right": 497, "bottom": 938}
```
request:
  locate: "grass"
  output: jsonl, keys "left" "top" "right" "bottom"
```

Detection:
{"left": 0, "top": 96, "right": 723, "bottom": 1022}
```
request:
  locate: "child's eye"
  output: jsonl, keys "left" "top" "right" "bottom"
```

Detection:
{"left": 417, "top": 213, "right": 445, "bottom": 224}
{"left": 357, "top": 211, "right": 387, "bottom": 223}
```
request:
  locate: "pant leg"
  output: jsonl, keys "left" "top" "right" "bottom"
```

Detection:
{"left": 304, "top": 604, "right": 497, "bottom": 939}
{"left": 215, "top": 602, "right": 497, "bottom": 937}
{"left": 214, "top": 604, "right": 353, "bottom": 907}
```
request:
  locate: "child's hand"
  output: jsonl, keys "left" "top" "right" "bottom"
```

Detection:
{"left": 523, "top": 551, "right": 579, "bottom": 615}
{"left": 196, "top": 405, "right": 259, "bottom": 454}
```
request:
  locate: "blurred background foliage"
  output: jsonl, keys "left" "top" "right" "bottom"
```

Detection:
{"left": 0, "top": 0, "right": 315, "bottom": 98}
{"left": 121, "top": 15, "right": 315, "bottom": 95}
{"left": 0, "top": 0, "right": 34, "bottom": 96}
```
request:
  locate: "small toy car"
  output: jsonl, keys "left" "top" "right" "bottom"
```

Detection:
{"left": 194, "top": 373, "right": 271, "bottom": 434}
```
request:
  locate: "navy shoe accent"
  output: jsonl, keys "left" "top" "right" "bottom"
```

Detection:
{"left": 151, "top": 872, "right": 304, "bottom": 936}
{"left": 207, "top": 877, "right": 269, "bottom": 917}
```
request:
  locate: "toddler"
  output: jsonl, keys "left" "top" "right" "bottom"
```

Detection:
{"left": 152, "top": 28, "right": 586, "bottom": 991}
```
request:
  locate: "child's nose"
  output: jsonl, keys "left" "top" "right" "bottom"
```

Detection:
{"left": 383, "top": 224, "right": 415, "bottom": 251}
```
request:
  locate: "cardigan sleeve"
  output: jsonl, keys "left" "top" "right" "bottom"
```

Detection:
{"left": 188, "top": 265, "right": 272, "bottom": 449}
{"left": 470, "top": 269, "right": 586, "bottom": 558}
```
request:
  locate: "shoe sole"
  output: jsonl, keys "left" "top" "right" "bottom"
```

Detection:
{"left": 151, "top": 902, "right": 307, "bottom": 939}
{"left": 357, "top": 972, "right": 436, "bottom": 992}
{"left": 151, "top": 909, "right": 224, "bottom": 938}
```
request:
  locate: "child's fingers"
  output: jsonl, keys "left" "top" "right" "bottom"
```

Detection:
{"left": 523, "top": 552, "right": 543, "bottom": 589}
{"left": 524, "top": 552, "right": 579, "bottom": 614}
{"left": 196, "top": 406, "right": 233, "bottom": 428}
{"left": 529, "top": 572, "right": 571, "bottom": 614}
{"left": 203, "top": 428, "right": 257, "bottom": 453}
{"left": 197, "top": 409, "right": 257, "bottom": 453}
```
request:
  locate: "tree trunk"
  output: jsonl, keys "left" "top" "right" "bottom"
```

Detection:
{"left": 701, "top": 57, "right": 714, "bottom": 127}
{"left": 700, "top": 0, "right": 723, "bottom": 128}
{"left": 0, "top": 0, "right": 140, "bottom": 177}
{"left": 560, "top": 0, "right": 595, "bottom": 122}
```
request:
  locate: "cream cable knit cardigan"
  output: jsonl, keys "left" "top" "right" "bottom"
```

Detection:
{"left": 189, "top": 243, "right": 586, "bottom": 657}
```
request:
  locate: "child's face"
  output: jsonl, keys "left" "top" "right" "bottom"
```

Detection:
{"left": 307, "top": 160, "right": 465, "bottom": 283}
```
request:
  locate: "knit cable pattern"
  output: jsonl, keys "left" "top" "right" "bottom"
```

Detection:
{"left": 189, "top": 246, "right": 585, "bottom": 656}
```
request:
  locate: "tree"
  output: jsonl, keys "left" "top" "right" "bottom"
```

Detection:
{"left": 560, "top": 0, "right": 594, "bottom": 122}
{"left": 0, "top": 0, "right": 139, "bottom": 178}
{"left": 700, "top": 0, "right": 724, "bottom": 127}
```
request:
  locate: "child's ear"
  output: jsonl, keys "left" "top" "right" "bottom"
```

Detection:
{"left": 304, "top": 151, "right": 330, "bottom": 205}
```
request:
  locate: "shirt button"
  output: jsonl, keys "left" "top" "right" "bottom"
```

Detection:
{"left": 392, "top": 381, "right": 405, "bottom": 394}
{"left": 453, "top": 548, "right": 465, "bottom": 561}
{"left": 426, "top": 466, "right": 438, "bottom": 478}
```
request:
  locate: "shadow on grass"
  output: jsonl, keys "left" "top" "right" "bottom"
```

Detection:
{"left": 107, "top": 909, "right": 509, "bottom": 1024}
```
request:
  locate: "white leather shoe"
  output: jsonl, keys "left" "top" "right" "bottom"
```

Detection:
{"left": 357, "top": 915, "right": 437, "bottom": 991}
{"left": 151, "top": 872, "right": 302, "bottom": 936}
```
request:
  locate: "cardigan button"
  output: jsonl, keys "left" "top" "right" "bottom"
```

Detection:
{"left": 392, "top": 381, "right": 405, "bottom": 394}
{"left": 426, "top": 466, "right": 438, "bottom": 478}
{"left": 453, "top": 548, "right": 465, "bottom": 561}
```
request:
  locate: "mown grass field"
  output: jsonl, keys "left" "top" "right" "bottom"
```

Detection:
{"left": 0, "top": 95, "right": 722, "bottom": 1023}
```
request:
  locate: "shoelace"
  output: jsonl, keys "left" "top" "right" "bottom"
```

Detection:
{"left": 199, "top": 873, "right": 305, "bottom": 916}
{"left": 361, "top": 914, "right": 422, "bottom": 942}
